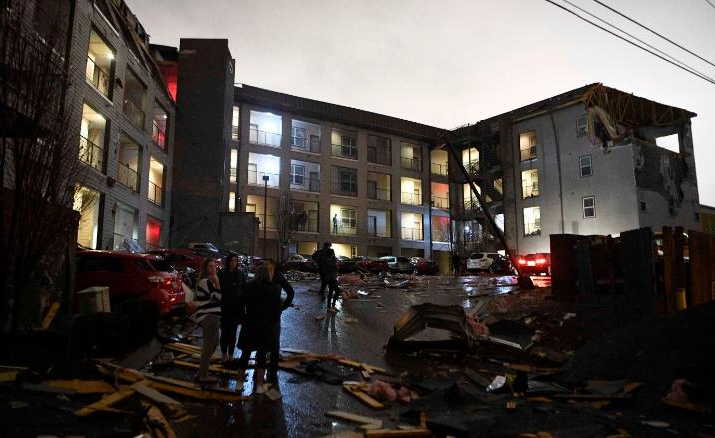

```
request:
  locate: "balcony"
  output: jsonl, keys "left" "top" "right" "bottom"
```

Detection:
{"left": 431, "top": 162, "right": 448, "bottom": 176}
{"left": 431, "top": 196, "right": 449, "bottom": 209}
{"left": 292, "top": 176, "right": 320, "bottom": 193}
{"left": 79, "top": 136, "right": 103, "bottom": 171}
{"left": 248, "top": 170, "right": 280, "bottom": 187}
{"left": 332, "top": 143, "right": 357, "bottom": 160}
{"left": 86, "top": 56, "right": 110, "bottom": 97}
{"left": 332, "top": 181, "right": 357, "bottom": 197}
{"left": 229, "top": 168, "right": 237, "bottom": 183}
{"left": 255, "top": 214, "right": 278, "bottom": 231}
{"left": 401, "top": 227, "right": 423, "bottom": 241}
{"left": 401, "top": 156, "right": 421, "bottom": 171}
{"left": 232, "top": 125, "right": 239, "bottom": 141}
{"left": 152, "top": 120, "right": 166, "bottom": 149}
{"left": 401, "top": 192, "right": 422, "bottom": 206}
{"left": 520, "top": 146, "right": 537, "bottom": 161}
{"left": 250, "top": 128, "right": 281, "bottom": 147}
{"left": 148, "top": 181, "right": 163, "bottom": 206}
{"left": 292, "top": 211, "right": 319, "bottom": 233}
{"left": 124, "top": 99, "right": 145, "bottom": 130}
{"left": 367, "top": 187, "right": 390, "bottom": 201}
{"left": 332, "top": 223, "right": 357, "bottom": 236}
{"left": 291, "top": 136, "right": 320, "bottom": 153}
{"left": 118, "top": 162, "right": 138, "bottom": 192}
{"left": 431, "top": 228, "right": 450, "bottom": 243}
{"left": 367, "top": 149, "right": 391, "bottom": 166}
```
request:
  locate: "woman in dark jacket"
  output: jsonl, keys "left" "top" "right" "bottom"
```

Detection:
{"left": 218, "top": 254, "right": 246, "bottom": 362}
{"left": 236, "top": 259, "right": 294, "bottom": 393}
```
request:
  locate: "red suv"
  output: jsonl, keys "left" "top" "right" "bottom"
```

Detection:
{"left": 517, "top": 253, "right": 551, "bottom": 276}
{"left": 75, "top": 250, "right": 185, "bottom": 315}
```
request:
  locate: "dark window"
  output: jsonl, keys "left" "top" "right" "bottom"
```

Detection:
{"left": 640, "top": 201, "right": 647, "bottom": 212}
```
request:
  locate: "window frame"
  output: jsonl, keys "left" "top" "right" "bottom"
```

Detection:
{"left": 579, "top": 154, "right": 593, "bottom": 178}
{"left": 576, "top": 115, "right": 588, "bottom": 138}
{"left": 523, "top": 206, "right": 541, "bottom": 237}
{"left": 519, "top": 131, "right": 538, "bottom": 162}
{"left": 291, "top": 163, "right": 306, "bottom": 185}
{"left": 583, "top": 196, "right": 596, "bottom": 219}
{"left": 521, "top": 168, "right": 539, "bottom": 199}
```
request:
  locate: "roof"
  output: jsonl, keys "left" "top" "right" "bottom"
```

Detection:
{"left": 235, "top": 84, "right": 446, "bottom": 143}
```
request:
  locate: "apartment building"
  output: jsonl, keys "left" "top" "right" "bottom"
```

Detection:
{"left": 67, "top": 0, "right": 175, "bottom": 251}
{"left": 450, "top": 83, "right": 700, "bottom": 255}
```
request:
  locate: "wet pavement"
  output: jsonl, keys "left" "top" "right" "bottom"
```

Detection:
{"left": 172, "top": 274, "right": 550, "bottom": 437}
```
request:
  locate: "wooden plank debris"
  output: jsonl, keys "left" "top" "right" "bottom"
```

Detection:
{"left": 132, "top": 381, "right": 183, "bottom": 406}
{"left": 75, "top": 386, "right": 135, "bottom": 416}
{"left": 326, "top": 410, "right": 383, "bottom": 428}
{"left": 173, "top": 359, "right": 245, "bottom": 377}
{"left": 343, "top": 383, "right": 384, "bottom": 409}
{"left": 142, "top": 401, "right": 177, "bottom": 438}
{"left": 45, "top": 379, "right": 116, "bottom": 394}
{"left": 364, "top": 428, "right": 431, "bottom": 437}
{"left": 41, "top": 302, "right": 60, "bottom": 329}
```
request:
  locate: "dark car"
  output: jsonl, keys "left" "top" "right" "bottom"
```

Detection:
{"left": 381, "top": 256, "right": 414, "bottom": 273}
{"left": 351, "top": 256, "right": 388, "bottom": 273}
{"left": 415, "top": 259, "right": 440, "bottom": 275}
{"left": 284, "top": 254, "right": 318, "bottom": 272}
{"left": 76, "top": 250, "right": 185, "bottom": 315}
{"left": 517, "top": 253, "right": 551, "bottom": 276}
{"left": 336, "top": 255, "right": 358, "bottom": 274}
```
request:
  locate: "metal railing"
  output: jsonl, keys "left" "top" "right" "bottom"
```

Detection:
{"left": 520, "top": 146, "right": 537, "bottom": 161}
{"left": 401, "top": 192, "right": 422, "bottom": 205}
{"left": 332, "top": 181, "right": 357, "bottom": 197}
{"left": 367, "top": 187, "right": 390, "bottom": 201}
{"left": 431, "top": 228, "right": 450, "bottom": 243}
{"left": 117, "top": 162, "right": 139, "bottom": 192}
{"left": 332, "top": 143, "right": 357, "bottom": 160}
{"left": 465, "top": 160, "right": 480, "bottom": 176}
{"left": 291, "top": 212, "right": 319, "bottom": 233}
{"left": 86, "top": 56, "right": 110, "bottom": 97}
{"left": 229, "top": 168, "right": 237, "bottom": 183}
{"left": 331, "top": 223, "right": 357, "bottom": 236}
{"left": 431, "top": 196, "right": 449, "bottom": 209}
{"left": 152, "top": 120, "right": 166, "bottom": 149}
{"left": 431, "top": 162, "right": 448, "bottom": 176}
{"left": 78, "top": 136, "right": 103, "bottom": 171}
{"left": 148, "top": 181, "right": 163, "bottom": 206}
{"left": 291, "top": 136, "right": 320, "bottom": 153}
{"left": 255, "top": 214, "right": 278, "bottom": 231}
{"left": 367, "top": 225, "right": 391, "bottom": 238}
{"left": 291, "top": 176, "right": 320, "bottom": 193}
{"left": 401, "top": 227, "right": 423, "bottom": 241}
{"left": 123, "top": 99, "right": 145, "bottom": 130}
{"left": 367, "top": 149, "right": 391, "bottom": 166}
{"left": 249, "top": 128, "right": 281, "bottom": 147}
{"left": 232, "top": 125, "right": 239, "bottom": 141}
{"left": 522, "top": 183, "right": 539, "bottom": 199}
{"left": 247, "top": 169, "right": 279, "bottom": 187}
{"left": 401, "top": 156, "right": 422, "bottom": 171}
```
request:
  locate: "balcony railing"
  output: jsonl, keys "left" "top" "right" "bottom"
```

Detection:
{"left": 332, "top": 181, "right": 357, "bottom": 197}
{"left": 291, "top": 136, "right": 320, "bottom": 153}
{"left": 332, "top": 223, "right": 357, "bottom": 236}
{"left": 148, "top": 181, "right": 163, "bottom": 206}
{"left": 431, "top": 228, "right": 450, "bottom": 243}
{"left": 291, "top": 176, "right": 320, "bottom": 193}
{"left": 431, "top": 196, "right": 449, "bottom": 209}
{"left": 367, "top": 225, "right": 391, "bottom": 238}
{"left": 229, "top": 168, "right": 237, "bottom": 183}
{"left": 401, "top": 227, "right": 423, "bottom": 241}
{"left": 520, "top": 146, "right": 537, "bottom": 161}
{"left": 78, "top": 136, "right": 103, "bottom": 171}
{"left": 248, "top": 169, "right": 279, "bottom": 187}
{"left": 367, "top": 187, "right": 390, "bottom": 201}
{"left": 401, "top": 156, "right": 421, "bottom": 171}
{"left": 232, "top": 125, "right": 239, "bottom": 141}
{"left": 255, "top": 214, "right": 278, "bottom": 231}
{"left": 249, "top": 128, "right": 281, "bottom": 147}
{"left": 152, "top": 120, "right": 166, "bottom": 149}
{"left": 401, "top": 192, "right": 422, "bottom": 205}
{"left": 124, "top": 99, "right": 145, "bottom": 130}
{"left": 291, "top": 211, "right": 319, "bottom": 233}
{"left": 117, "top": 162, "right": 139, "bottom": 192}
{"left": 367, "top": 149, "right": 391, "bottom": 166}
{"left": 86, "top": 56, "right": 110, "bottom": 97}
{"left": 464, "top": 160, "right": 480, "bottom": 176}
{"left": 431, "top": 162, "right": 448, "bottom": 176}
{"left": 522, "top": 183, "right": 539, "bottom": 199}
{"left": 332, "top": 143, "right": 357, "bottom": 160}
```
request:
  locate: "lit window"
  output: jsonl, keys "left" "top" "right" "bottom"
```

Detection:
{"left": 583, "top": 196, "right": 596, "bottom": 218}
{"left": 519, "top": 131, "right": 537, "bottom": 161}
{"left": 579, "top": 155, "right": 592, "bottom": 177}
{"left": 521, "top": 169, "right": 539, "bottom": 199}
{"left": 228, "top": 192, "right": 236, "bottom": 212}
{"left": 462, "top": 147, "right": 479, "bottom": 173}
{"left": 576, "top": 115, "right": 588, "bottom": 137}
{"left": 232, "top": 106, "right": 240, "bottom": 140}
{"left": 523, "top": 206, "right": 541, "bottom": 237}
{"left": 229, "top": 149, "right": 238, "bottom": 183}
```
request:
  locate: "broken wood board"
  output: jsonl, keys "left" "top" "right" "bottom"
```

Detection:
{"left": 132, "top": 381, "right": 183, "bottom": 406}
{"left": 173, "top": 359, "right": 245, "bottom": 377}
{"left": 0, "top": 370, "right": 19, "bottom": 383}
{"left": 41, "top": 302, "right": 60, "bottom": 330}
{"left": 364, "top": 428, "right": 431, "bottom": 437}
{"left": 343, "top": 384, "right": 384, "bottom": 409}
{"left": 75, "top": 386, "right": 135, "bottom": 416}
{"left": 45, "top": 379, "right": 116, "bottom": 394}
{"left": 326, "top": 411, "right": 383, "bottom": 428}
{"left": 142, "top": 401, "right": 177, "bottom": 438}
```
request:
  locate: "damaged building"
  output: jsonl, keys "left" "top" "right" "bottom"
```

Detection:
{"left": 448, "top": 83, "right": 700, "bottom": 255}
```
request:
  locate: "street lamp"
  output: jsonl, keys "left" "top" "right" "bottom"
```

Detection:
{"left": 262, "top": 174, "right": 269, "bottom": 258}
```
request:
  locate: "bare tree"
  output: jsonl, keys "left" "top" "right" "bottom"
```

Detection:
{"left": 0, "top": 2, "right": 82, "bottom": 331}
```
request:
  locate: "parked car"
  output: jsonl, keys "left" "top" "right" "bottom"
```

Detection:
{"left": 487, "top": 254, "right": 515, "bottom": 275}
{"left": 380, "top": 256, "right": 414, "bottom": 273}
{"left": 75, "top": 250, "right": 185, "bottom": 315}
{"left": 147, "top": 248, "right": 206, "bottom": 273}
{"left": 351, "top": 256, "right": 388, "bottom": 273}
{"left": 466, "top": 252, "right": 501, "bottom": 272}
{"left": 187, "top": 242, "right": 222, "bottom": 258}
{"left": 517, "top": 253, "right": 551, "bottom": 276}
{"left": 415, "top": 259, "right": 440, "bottom": 275}
{"left": 336, "top": 255, "right": 358, "bottom": 274}
{"left": 284, "top": 254, "right": 318, "bottom": 272}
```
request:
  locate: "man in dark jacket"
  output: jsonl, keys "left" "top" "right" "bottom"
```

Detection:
{"left": 320, "top": 243, "right": 340, "bottom": 311}
{"left": 312, "top": 245, "right": 326, "bottom": 298}
{"left": 218, "top": 254, "right": 246, "bottom": 362}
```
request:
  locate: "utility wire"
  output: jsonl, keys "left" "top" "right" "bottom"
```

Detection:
{"left": 542, "top": 0, "right": 715, "bottom": 85}
{"left": 592, "top": 0, "right": 715, "bottom": 69}
{"left": 562, "top": 0, "right": 715, "bottom": 84}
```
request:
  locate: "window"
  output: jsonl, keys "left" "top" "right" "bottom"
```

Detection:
{"left": 341, "top": 208, "right": 357, "bottom": 229}
{"left": 367, "top": 135, "right": 391, "bottom": 165}
{"left": 249, "top": 111, "right": 282, "bottom": 147}
{"left": 332, "top": 130, "right": 357, "bottom": 159}
{"left": 521, "top": 169, "right": 539, "bottom": 199}
{"left": 462, "top": 147, "right": 479, "bottom": 173}
{"left": 148, "top": 157, "right": 164, "bottom": 206}
{"left": 74, "top": 186, "right": 101, "bottom": 249}
{"left": 117, "top": 136, "right": 140, "bottom": 192}
{"left": 431, "top": 149, "right": 449, "bottom": 176}
{"left": 291, "top": 120, "right": 321, "bottom": 153}
{"left": 228, "top": 192, "right": 236, "bottom": 212}
{"left": 332, "top": 167, "right": 357, "bottom": 196}
{"left": 79, "top": 104, "right": 106, "bottom": 171}
{"left": 229, "top": 149, "right": 238, "bottom": 183}
{"left": 86, "top": 30, "right": 114, "bottom": 98}
{"left": 576, "top": 115, "right": 588, "bottom": 137}
{"left": 330, "top": 205, "right": 358, "bottom": 235}
{"left": 400, "top": 142, "right": 421, "bottom": 170}
{"left": 367, "top": 172, "right": 391, "bottom": 201}
{"left": 523, "top": 206, "right": 541, "bottom": 236}
{"left": 291, "top": 164, "right": 305, "bottom": 185}
{"left": 401, "top": 212, "right": 423, "bottom": 240}
{"left": 247, "top": 153, "right": 280, "bottom": 187}
{"left": 400, "top": 177, "right": 422, "bottom": 205}
{"left": 579, "top": 155, "right": 592, "bottom": 177}
{"left": 583, "top": 196, "right": 596, "bottom": 218}
{"left": 232, "top": 106, "right": 240, "bottom": 140}
{"left": 152, "top": 104, "right": 168, "bottom": 149}
{"left": 519, "top": 131, "right": 537, "bottom": 161}
{"left": 123, "top": 69, "right": 146, "bottom": 130}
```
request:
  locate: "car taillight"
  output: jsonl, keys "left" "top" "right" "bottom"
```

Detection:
{"left": 148, "top": 275, "right": 163, "bottom": 284}
{"left": 518, "top": 258, "right": 526, "bottom": 265}
{"left": 536, "top": 258, "right": 547, "bottom": 265}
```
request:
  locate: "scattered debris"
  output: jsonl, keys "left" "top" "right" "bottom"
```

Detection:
{"left": 326, "top": 410, "right": 383, "bottom": 429}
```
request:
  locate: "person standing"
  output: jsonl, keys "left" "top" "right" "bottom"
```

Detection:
{"left": 452, "top": 252, "right": 461, "bottom": 276}
{"left": 321, "top": 244, "right": 340, "bottom": 311}
{"left": 312, "top": 245, "right": 326, "bottom": 298}
{"left": 219, "top": 253, "right": 246, "bottom": 362}
{"left": 332, "top": 214, "right": 339, "bottom": 234}
{"left": 236, "top": 259, "right": 294, "bottom": 394}
{"left": 190, "top": 259, "right": 222, "bottom": 383}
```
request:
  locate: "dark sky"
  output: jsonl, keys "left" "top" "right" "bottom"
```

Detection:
{"left": 128, "top": 0, "right": 715, "bottom": 205}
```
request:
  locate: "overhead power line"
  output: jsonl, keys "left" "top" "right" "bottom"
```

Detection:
{"left": 561, "top": 0, "right": 715, "bottom": 84}
{"left": 542, "top": 0, "right": 715, "bottom": 86}
{"left": 591, "top": 0, "right": 715, "bottom": 69}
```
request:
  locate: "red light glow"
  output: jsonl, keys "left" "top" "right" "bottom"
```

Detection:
{"left": 518, "top": 258, "right": 526, "bottom": 265}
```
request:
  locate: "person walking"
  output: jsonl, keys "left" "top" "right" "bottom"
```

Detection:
{"left": 321, "top": 244, "right": 340, "bottom": 311}
{"left": 312, "top": 245, "right": 326, "bottom": 298}
{"left": 218, "top": 253, "right": 246, "bottom": 363}
{"left": 236, "top": 259, "right": 294, "bottom": 394}
{"left": 190, "top": 259, "right": 222, "bottom": 384}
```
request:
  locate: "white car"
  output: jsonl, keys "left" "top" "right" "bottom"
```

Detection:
{"left": 466, "top": 252, "right": 500, "bottom": 272}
